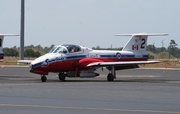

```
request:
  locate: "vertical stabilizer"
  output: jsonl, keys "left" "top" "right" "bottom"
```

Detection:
{"left": 0, "top": 35, "right": 4, "bottom": 59}
{"left": 0, "top": 34, "right": 19, "bottom": 59}
{"left": 115, "top": 33, "right": 168, "bottom": 52}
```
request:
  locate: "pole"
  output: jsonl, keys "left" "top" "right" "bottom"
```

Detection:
{"left": 20, "top": 0, "right": 25, "bottom": 60}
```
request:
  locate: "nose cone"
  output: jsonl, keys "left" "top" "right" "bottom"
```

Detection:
{"left": 30, "top": 59, "right": 44, "bottom": 69}
{"left": 30, "top": 54, "right": 52, "bottom": 69}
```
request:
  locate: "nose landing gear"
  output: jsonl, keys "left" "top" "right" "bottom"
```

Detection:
{"left": 41, "top": 75, "right": 47, "bottom": 82}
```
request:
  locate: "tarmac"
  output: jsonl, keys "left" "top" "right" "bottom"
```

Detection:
{"left": 0, "top": 66, "right": 180, "bottom": 114}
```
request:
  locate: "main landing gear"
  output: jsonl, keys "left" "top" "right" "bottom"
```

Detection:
{"left": 59, "top": 72, "right": 66, "bottom": 81}
{"left": 107, "top": 66, "right": 116, "bottom": 81}
{"left": 107, "top": 73, "right": 114, "bottom": 81}
{"left": 41, "top": 75, "right": 47, "bottom": 82}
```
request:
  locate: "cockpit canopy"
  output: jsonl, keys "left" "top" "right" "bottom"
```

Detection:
{"left": 48, "top": 44, "right": 82, "bottom": 54}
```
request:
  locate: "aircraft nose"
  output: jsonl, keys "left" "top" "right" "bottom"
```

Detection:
{"left": 30, "top": 60, "right": 40, "bottom": 69}
{"left": 29, "top": 53, "right": 54, "bottom": 69}
{"left": 30, "top": 63, "right": 33, "bottom": 69}
{"left": 30, "top": 61, "right": 42, "bottom": 69}
{"left": 30, "top": 62, "right": 36, "bottom": 69}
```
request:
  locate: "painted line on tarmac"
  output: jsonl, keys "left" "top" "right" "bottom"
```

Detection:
{"left": 117, "top": 75, "right": 160, "bottom": 78}
{"left": 1, "top": 65, "right": 29, "bottom": 68}
{"left": 140, "top": 68, "right": 180, "bottom": 70}
{"left": 167, "top": 81, "right": 180, "bottom": 84}
{"left": 0, "top": 82, "right": 101, "bottom": 86}
{"left": 0, "top": 103, "right": 179, "bottom": 114}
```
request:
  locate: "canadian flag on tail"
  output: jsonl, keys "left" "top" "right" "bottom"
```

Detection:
{"left": 132, "top": 45, "right": 138, "bottom": 50}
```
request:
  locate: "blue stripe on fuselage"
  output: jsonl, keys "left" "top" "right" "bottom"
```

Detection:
{"left": 66, "top": 55, "right": 86, "bottom": 59}
{"left": 32, "top": 62, "right": 43, "bottom": 68}
{"left": 143, "top": 55, "right": 148, "bottom": 58}
{"left": 100, "top": 54, "right": 148, "bottom": 58}
{"left": 32, "top": 55, "right": 86, "bottom": 68}
{"left": 100, "top": 55, "right": 116, "bottom": 58}
{"left": 0, "top": 53, "right": 4, "bottom": 56}
{"left": 32, "top": 54, "right": 148, "bottom": 68}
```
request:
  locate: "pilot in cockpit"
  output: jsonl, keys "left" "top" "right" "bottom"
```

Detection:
{"left": 70, "top": 48, "right": 75, "bottom": 53}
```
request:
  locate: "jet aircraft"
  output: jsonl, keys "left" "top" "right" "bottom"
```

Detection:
{"left": 18, "top": 33, "right": 168, "bottom": 82}
{"left": 0, "top": 34, "right": 19, "bottom": 60}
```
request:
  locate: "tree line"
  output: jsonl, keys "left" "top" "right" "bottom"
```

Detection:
{"left": 146, "top": 40, "right": 180, "bottom": 58}
{"left": 3, "top": 44, "right": 55, "bottom": 58}
{"left": 2, "top": 39, "right": 180, "bottom": 59}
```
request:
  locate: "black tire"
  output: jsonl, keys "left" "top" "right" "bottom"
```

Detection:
{"left": 107, "top": 73, "right": 114, "bottom": 81}
{"left": 59, "top": 73, "right": 66, "bottom": 81}
{"left": 41, "top": 75, "right": 47, "bottom": 82}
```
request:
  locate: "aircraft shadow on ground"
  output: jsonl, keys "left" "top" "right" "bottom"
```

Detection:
{"left": 45, "top": 79, "right": 175, "bottom": 83}
{"left": 0, "top": 75, "right": 178, "bottom": 84}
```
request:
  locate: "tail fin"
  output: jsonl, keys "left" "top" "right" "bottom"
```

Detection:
{"left": 115, "top": 33, "right": 168, "bottom": 52}
{"left": 0, "top": 34, "right": 19, "bottom": 59}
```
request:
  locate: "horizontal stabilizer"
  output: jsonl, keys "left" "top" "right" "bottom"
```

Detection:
{"left": 0, "top": 34, "right": 19, "bottom": 36}
{"left": 115, "top": 33, "right": 168, "bottom": 36}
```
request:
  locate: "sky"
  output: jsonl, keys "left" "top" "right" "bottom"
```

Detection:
{"left": 0, "top": 0, "right": 180, "bottom": 49}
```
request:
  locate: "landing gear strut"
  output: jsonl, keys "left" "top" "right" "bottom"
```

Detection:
{"left": 41, "top": 75, "right": 47, "bottom": 82}
{"left": 59, "top": 72, "right": 66, "bottom": 81}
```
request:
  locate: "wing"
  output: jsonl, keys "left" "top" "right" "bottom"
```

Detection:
{"left": 87, "top": 61, "right": 160, "bottom": 67}
{"left": 18, "top": 60, "right": 33, "bottom": 64}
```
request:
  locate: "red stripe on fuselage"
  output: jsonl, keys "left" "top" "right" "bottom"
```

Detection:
{"left": 32, "top": 57, "right": 148, "bottom": 74}
{"left": 0, "top": 56, "right": 4, "bottom": 60}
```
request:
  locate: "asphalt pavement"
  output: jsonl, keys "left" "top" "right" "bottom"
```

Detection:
{"left": 0, "top": 66, "right": 180, "bottom": 114}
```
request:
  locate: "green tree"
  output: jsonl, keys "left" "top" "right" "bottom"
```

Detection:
{"left": 24, "top": 49, "right": 35, "bottom": 57}
{"left": 168, "top": 39, "right": 178, "bottom": 58}
{"left": 146, "top": 45, "right": 156, "bottom": 53}
{"left": 148, "top": 54, "right": 154, "bottom": 59}
{"left": 3, "top": 48, "right": 18, "bottom": 57}
{"left": 96, "top": 46, "right": 101, "bottom": 50}
{"left": 34, "top": 51, "right": 41, "bottom": 57}
{"left": 156, "top": 47, "right": 166, "bottom": 53}
{"left": 44, "top": 44, "right": 55, "bottom": 53}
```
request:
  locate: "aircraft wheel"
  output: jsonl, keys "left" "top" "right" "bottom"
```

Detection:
{"left": 107, "top": 73, "right": 114, "bottom": 81}
{"left": 41, "top": 75, "right": 47, "bottom": 82}
{"left": 59, "top": 73, "right": 66, "bottom": 81}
